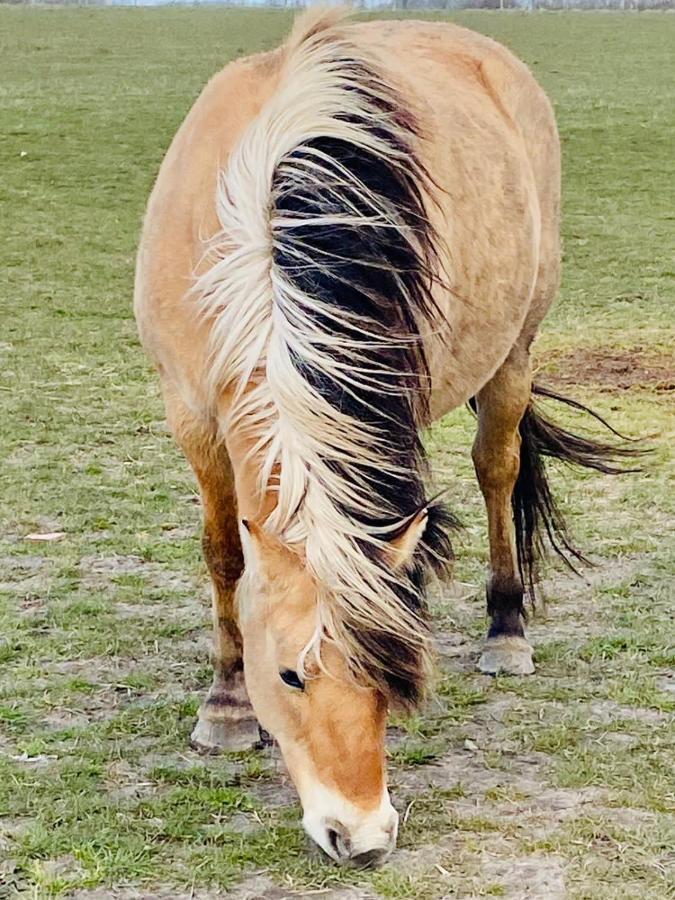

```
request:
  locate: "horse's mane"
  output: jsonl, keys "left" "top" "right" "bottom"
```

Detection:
{"left": 195, "top": 8, "right": 455, "bottom": 707}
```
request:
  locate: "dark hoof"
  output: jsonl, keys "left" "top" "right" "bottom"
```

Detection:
{"left": 478, "top": 635, "right": 535, "bottom": 675}
{"left": 256, "top": 725, "right": 275, "bottom": 749}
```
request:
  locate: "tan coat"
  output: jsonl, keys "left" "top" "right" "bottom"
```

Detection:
{"left": 135, "top": 18, "right": 559, "bottom": 425}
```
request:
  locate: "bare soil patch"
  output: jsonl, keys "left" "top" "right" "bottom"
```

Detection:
{"left": 536, "top": 346, "right": 674, "bottom": 392}
{"left": 479, "top": 853, "right": 567, "bottom": 899}
{"left": 229, "top": 877, "right": 379, "bottom": 900}
{"left": 78, "top": 554, "right": 199, "bottom": 596}
{"left": 67, "top": 891, "right": 227, "bottom": 900}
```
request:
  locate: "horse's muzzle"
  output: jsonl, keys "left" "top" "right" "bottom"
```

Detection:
{"left": 317, "top": 813, "right": 397, "bottom": 867}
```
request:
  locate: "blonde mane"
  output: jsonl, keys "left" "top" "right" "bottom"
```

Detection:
{"left": 194, "top": 9, "right": 451, "bottom": 703}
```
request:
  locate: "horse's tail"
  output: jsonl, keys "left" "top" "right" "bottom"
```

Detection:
{"left": 514, "top": 383, "right": 644, "bottom": 598}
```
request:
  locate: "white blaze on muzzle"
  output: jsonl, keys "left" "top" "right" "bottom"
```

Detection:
{"left": 299, "top": 778, "right": 398, "bottom": 866}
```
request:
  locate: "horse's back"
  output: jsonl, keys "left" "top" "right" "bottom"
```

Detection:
{"left": 135, "top": 17, "right": 559, "bottom": 418}
{"left": 352, "top": 20, "right": 559, "bottom": 411}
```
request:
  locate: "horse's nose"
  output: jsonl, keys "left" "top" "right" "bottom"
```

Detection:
{"left": 321, "top": 816, "right": 396, "bottom": 867}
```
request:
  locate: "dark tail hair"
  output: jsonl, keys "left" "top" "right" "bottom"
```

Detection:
{"left": 514, "top": 383, "right": 644, "bottom": 598}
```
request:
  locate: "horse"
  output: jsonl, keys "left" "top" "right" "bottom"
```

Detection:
{"left": 134, "top": 8, "right": 632, "bottom": 865}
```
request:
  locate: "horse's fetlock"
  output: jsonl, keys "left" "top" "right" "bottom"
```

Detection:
{"left": 486, "top": 577, "right": 526, "bottom": 638}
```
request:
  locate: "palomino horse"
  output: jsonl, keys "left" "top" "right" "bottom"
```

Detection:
{"left": 134, "top": 9, "right": 630, "bottom": 865}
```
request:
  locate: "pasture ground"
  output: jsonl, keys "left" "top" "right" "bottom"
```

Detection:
{"left": 1, "top": 8, "right": 673, "bottom": 899}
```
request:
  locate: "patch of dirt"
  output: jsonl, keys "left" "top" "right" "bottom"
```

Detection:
{"left": 394, "top": 737, "right": 605, "bottom": 841}
{"left": 6, "top": 752, "right": 58, "bottom": 768}
{"left": 111, "top": 600, "right": 203, "bottom": 623}
{"left": 586, "top": 700, "right": 667, "bottom": 725}
{"left": 67, "top": 891, "right": 227, "bottom": 900}
{"left": 5, "top": 555, "right": 48, "bottom": 574}
{"left": 48, "top": 656, "right": 115, "bottom": 676}
{"left": 77, "top": 553, "right": 198, "bottom": 596}
{"left": 104, "top": 759, "right": 157, "bottom": 801}
{"left": 394, "top": 737, "right": 548, "bottom": 801}
{"left": 46, "top": 636, "right": 210, "bottom": 684}
{"left": 0, "top": 553, "right": 52, "bottom": 600}
{"left": 536, "top": 346, "right": 675, "bottom": 392}
{"left": 37, "top": 853, "right": 86, "bottom": 882}
{"left": 42, "top": 709, "right": 99, "bottom": 730}
{"left": 478, "top": 853, "right": 567, "bottom": 899}
{"left": 70, "top": 882, "right": 379, "bottom": 900}
{"left": 157, "top": 524, "right": 199, "bottom": 542}
{"left": 539, "top": 553, "right": 646, "bottom": 601}
{"left": 391, "top": 832, "right": 568, "bottom": 899}
{"left": 0, "top": 734, "right": 16, "bottom": 756}
{"left": 594, "top": 805, "right": 666, "bottom": 830}
{"left": 247, "top": 771, "right": 298, "bottom": 810}
{"left": 228, "top": 875, "right": 379, "bottom": 900}
{"left": 657, "top": 674, "right": 675, "bottom": 695}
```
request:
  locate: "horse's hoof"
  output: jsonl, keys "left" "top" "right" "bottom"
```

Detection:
{"left": 190, "top": 668, "right": 261, "bottom": 753}
{"left": 190, "top": 714, "right": 261, "bottom": 753}
{"left": 478, "top": 635, "right": 535, "bottom": 676}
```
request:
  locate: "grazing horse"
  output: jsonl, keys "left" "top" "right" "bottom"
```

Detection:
{"left": 134, "top": 10, "right": 630, "bottom": 864}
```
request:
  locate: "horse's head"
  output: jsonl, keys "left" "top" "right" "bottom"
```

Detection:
{"left": 236, "top": 514, "right": 429, "bottom": 866}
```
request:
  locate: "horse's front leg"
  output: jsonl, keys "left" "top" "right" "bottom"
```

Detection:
{"left": 191, "top": 504, "right": 260, "bottom": 753}
{"left": 471, "top": 347, "right": 535, "bottom": 675}
{"left": 165, "top": 388, "right": 260, "bottom": 752}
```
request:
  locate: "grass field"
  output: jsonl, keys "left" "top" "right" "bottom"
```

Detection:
{"left": 1, "top": 7, "right": 674, "bottom": 899}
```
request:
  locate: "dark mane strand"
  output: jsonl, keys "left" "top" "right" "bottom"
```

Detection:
{"left": 271, "top": 56, "right": 453, "bottom": 706}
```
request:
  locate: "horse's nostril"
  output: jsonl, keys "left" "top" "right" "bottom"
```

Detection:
{"left": 327, "top": 827, "right": 341, "bottom": 857}
{"left": 350, "top": 847, "right": 389, "bottom": 869}
{"left": 324, "top": 821, "right": 351, "bottom": 861}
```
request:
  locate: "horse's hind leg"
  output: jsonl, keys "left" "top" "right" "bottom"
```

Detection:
{"left": 163, "top": 387, "right": 259, "bottom": 751}
{"left": 471, "top": 345, "right": 535, "bottom": 675}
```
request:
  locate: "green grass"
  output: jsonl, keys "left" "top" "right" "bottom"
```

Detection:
{"left": 1, "top": 8, "right": 673, "bottom": 899}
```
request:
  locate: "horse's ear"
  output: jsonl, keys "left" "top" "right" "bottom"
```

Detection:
{"left": 240, "top": 518, "right": 272, "bottom": 574}
{"left": 240, "top": 518, "right": 264, "bottom": 543}
{"left": 383, "top": 508, "right": 428, "bottom": 571}
{"left": 240, "top": 518, "right": 302, "bottom": 575}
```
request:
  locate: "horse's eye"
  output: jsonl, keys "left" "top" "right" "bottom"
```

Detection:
{"left": 279, "top": 669, "right": 304, "bottom": 691}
